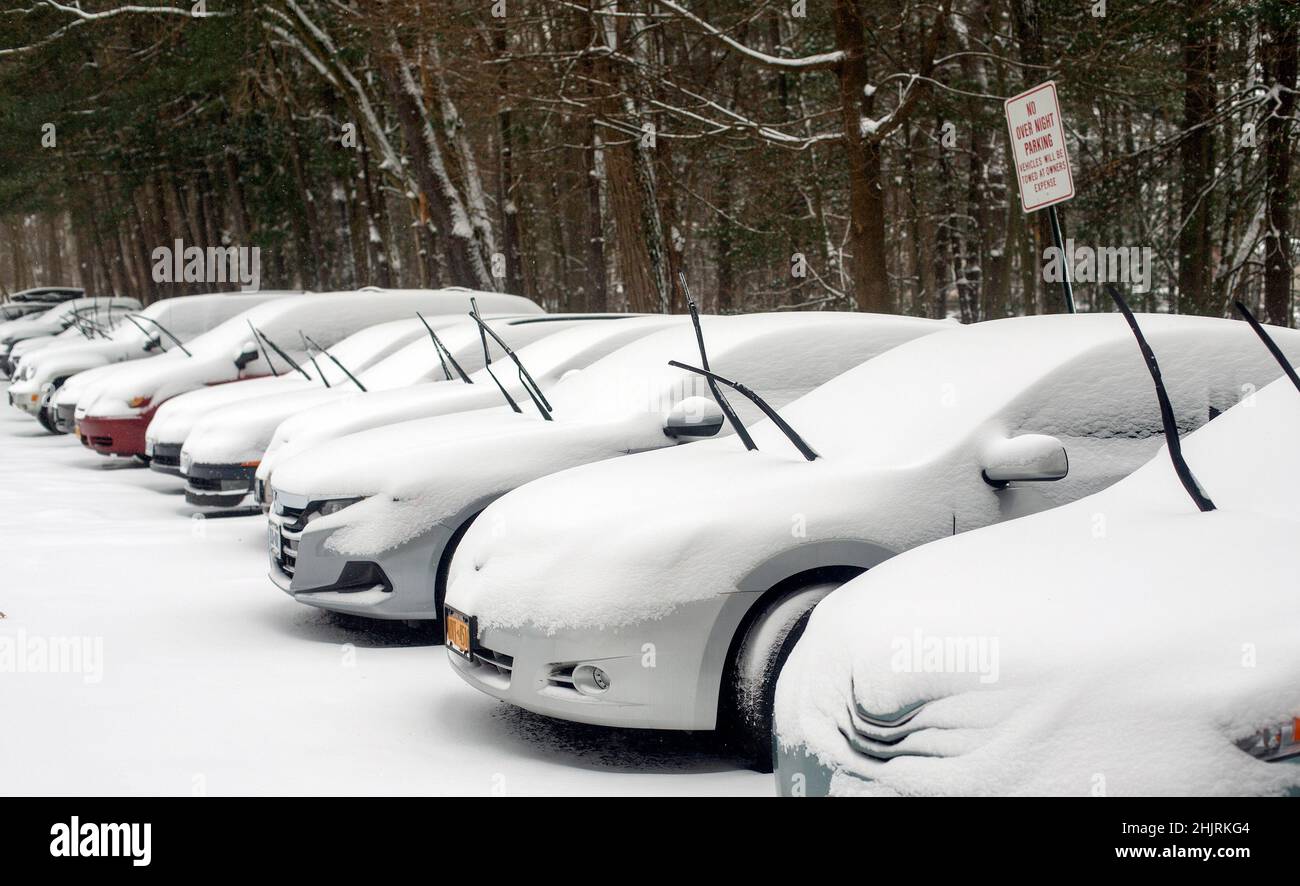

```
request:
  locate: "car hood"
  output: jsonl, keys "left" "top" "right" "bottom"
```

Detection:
{"left": 180, "top": 385, "right": 355, "bottom": 466}
{"left": 445, "top": 432, "right": 942, "bottom": 634}
{"left": 24, "top": 341, "right": 137, "bottom": 386}
{"left": 79, "top": 353, "right": 242, "bottom": 417}
{"left": 257, "top": 381, "right": 517, "bottom": 485}
{"left": 774, "top": 380, "right": 1300, "bottom": 797}
{"left": 146, "top": 375, "right": 313, "bottom": 444}
{"left": 273, "top": 406, "right": 672, "bottom": 556}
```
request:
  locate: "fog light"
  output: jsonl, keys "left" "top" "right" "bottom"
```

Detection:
{"left": 573, "top": 664, "right": 611, "bottom": 696}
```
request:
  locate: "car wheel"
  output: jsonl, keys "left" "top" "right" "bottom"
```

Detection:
{"left": 135, "top": 454, "right": 151, "bottom": 466}
{"left": 721, "top": 581, "right": 840, "bottom": 772}
{"left": 36, "top": 406, "right": 58, "bottom": 433}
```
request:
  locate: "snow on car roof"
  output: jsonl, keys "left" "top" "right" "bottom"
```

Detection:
{"left": 775, "top": 376, "right": 1300, "bottom": 796}
{"left": 544, "top": 311, "right": 942, "bottom": 421}
{"left": 754, "top": 312, "right": 1300, "bottom": 463}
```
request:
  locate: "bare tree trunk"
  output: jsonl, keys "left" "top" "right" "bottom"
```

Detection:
{"left": 1261, "top": 7, "right": 1297, "bottom": 325}
{"left": 1178, "top": 0, "right": 1219, "bottom": 315}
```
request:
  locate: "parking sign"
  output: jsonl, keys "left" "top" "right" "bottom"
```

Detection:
{"left": 1004, "top": 81, "right": 1075, "bottom": 213}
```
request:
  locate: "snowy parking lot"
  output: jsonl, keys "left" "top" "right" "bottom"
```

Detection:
{"left": 0, "top": 392, "right": 766, "bottom": 796}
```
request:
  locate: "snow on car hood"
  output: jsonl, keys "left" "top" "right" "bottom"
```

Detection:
{"left": 146, "top": 375, "right": 320, "bottom": 446}
{"left": 274, "top": 406, "right": 669, "bottom": 555}
{"left": 446, "top": 313, "right": 1300, "bottom": 635}
{"left": 773, "top": 377, "right": 1300, "bottom": 796}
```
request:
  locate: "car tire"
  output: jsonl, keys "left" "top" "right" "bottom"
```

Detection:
{"left": 36, "top": 406, "right": 58, "bottom": 433}
{"left": 721, "top": 581, "right": 841, "bottom": 772}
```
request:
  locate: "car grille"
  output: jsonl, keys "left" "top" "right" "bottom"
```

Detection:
{"left": 269, "top": 499, "right": 307, "bottom": 578}
{"left": 151, "top": 443, "right": 181, "bottom": 468}
{"left": 838, "top": 691, "right": 937, "bottom": 762}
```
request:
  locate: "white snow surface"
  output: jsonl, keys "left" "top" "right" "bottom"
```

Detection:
{"left": 445, "top": 313, "right": 1300, "bottom": 636}
{"left": 773, "top": 376, "right": 1300, "bottom": 796}
{"left": 271, "top": 312, "right": 943, "bottom": 556}
{"left": 76, "top": 289, "right": 537, "bottom": 418}
{"left": 0, "top": 296, "right": 141, "bottom": 344}
{"left": 0, "top": 396, "right": 762, "bottom": 794}
{"left": 254, "top": 315, "right": 680, "bottom": 483}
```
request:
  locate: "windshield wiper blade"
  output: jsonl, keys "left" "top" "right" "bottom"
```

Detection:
{"left": 246, "top": 321, "right": 280, "bottom": 377}
{"left": 255, "top": 328, "right": 311, "bottom": 380}
{"left": 1233, "top": 301, "right": 1300, "bottom": 395}
{"left": 678, "top": 273, "right": 755, "bottom": 451}
{"left": 667, "top": 360, "right": 819, "bottom": 460}
{"left": 299, "top": 332, "right": 330, "bottom": 388}
{"left": 469, "top": 298, "right": 552, "bottom": 421}
{"left": 468, "top": 302, "right": 521, "bottom": 414}
{"left": 303, "top": 333, "right": 366, "bottom": 392}
{"left": 130, "top": 313, "right": 192, "bottom": 356}
{"left": 417, "top": 311, "right": 472, "bottom": 383}
{"left": 1107, "top": 284, "right": 1215, "bottom": 512}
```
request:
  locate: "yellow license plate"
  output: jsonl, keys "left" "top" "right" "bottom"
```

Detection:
{"left": 445, "top": 609, "right": 473, "bottom": 659}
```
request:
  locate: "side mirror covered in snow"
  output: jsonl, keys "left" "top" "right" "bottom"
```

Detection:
{"left": 664, "top": 396, "right": 725, "bottom": 439}
{"left": 234, "top": 341, "right": 260, "bottom": 371}
{"left": 981, "top": 434, "right": 1068, "bottom": 488}
{"left": 143, "top": 334, "right": 163, "bottom": 352}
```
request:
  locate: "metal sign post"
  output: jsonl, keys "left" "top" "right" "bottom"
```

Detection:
{"left": 1005, "top": 80, "right": 1077, "bottom": 313}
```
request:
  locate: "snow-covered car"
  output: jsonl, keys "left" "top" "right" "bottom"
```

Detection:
{"left": 181, "top": 314, "right": 666, "bottom": 509}
{"left": 7, "top": 292, "right": 288, "bottom": 430}
{"left": 0, "top": 286, "right": 83, "bottom": 321}
{"left": 142, "top": 314, "right": 449, "bottom": 480}
{"left": 442, "top": 312, "right": 1300, "bottom": 770}
{"left": 157, "top": 312, "right": 608, "bottom": 504}
{"left": 251, "top": 314, "right": 681, "bottom": 509}
{"left": 267, "top": 311, "right": 943, "bottom": 623}
{"left": 70, "top": 288, "right": 539, "bottom": 459}
{"left": 773, "top": 354, "right": 1300, "bottom": 796}
{"left": 0, "top": 297, "right": 141, "bottom": 376}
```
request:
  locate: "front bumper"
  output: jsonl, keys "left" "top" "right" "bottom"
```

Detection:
{"left": 445, "top": 594, "right": 754, "bottom": 731}
{"left": 148, "top": 442, "right": 184, "bottom": 477}
{"left": 184, "top": 461, "right": 257, "bottom": 507}
{"left": 7, "top": 385, "right": 42, "bottom": 416}
{"left": 77, "top": 410, "right": 153, "bottom": 456}
{"left": 54, "top": 403, "right": 76, "bottom": 434}
{"left": 267, "top": 490, "right": 441, "bottom": 620}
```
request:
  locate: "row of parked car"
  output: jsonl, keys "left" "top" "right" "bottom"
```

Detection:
{"left": 6, "top": 283, "right": 1298, "bottom": 795}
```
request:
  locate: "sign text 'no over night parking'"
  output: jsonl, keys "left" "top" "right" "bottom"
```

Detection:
{"left": 1004, "top": 81, "right": 1075, "bottom": 213}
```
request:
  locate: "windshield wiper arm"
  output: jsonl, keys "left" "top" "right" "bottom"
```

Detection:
{"left": 303, "top": 333, "right": 366, "bottom": 392}
{"left": 667, "top": 361, "right": 818, "bottom": 460}
{"left": 468, "top": 301, "right": 521, "bottom": 414}
{"left": 417, "top": 311, "right": 472, "bottom": 383}
{"left": 129, "top": 313, "right": 192, "bottom": 355}
{"left": 246, "top": 321, "right": 280, "bottom": 377}
{"left": 255, "top": 328, "right": 311, "bottom": 380}
{"left": 679, "top": 273, "right": 756, "bottom": 451}
{"left": 469, "top": 298, "right": 552, "bottom": 420}
{"left": 1107, "top": 284, "right": 1214, "bottom": 512}
{"left": 299, "top": 332, "right": 330, "bottom": 388}
{"left": 1233, "top": 301, "right": 1300, "bottom": 395}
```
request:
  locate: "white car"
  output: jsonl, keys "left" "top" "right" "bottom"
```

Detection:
{"left": 68, "top": 288, "right": 539, "bottom": 460}
{"left": 268, "top": 311, "right": 942, "bottom": 622}
{"left": 168, "top": 314, "right": 640, "bottom": 507}
{"left": 8, "top": 292, "right": 287, "bottom": 430}
{"left": 251, "top": 315, "right": 681, "bottom": 507}
{"left": 0, "top": 297, "right": 141, "bottom": 375}
{"left": 442, "top": 312, "right": 1300, "bottom": 770}
{"left": 773, "top": 360, "right": 1300, "bottom": 796}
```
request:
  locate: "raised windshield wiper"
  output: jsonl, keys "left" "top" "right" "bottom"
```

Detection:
{"left": 1233, "top": 301, "right": 1300, "bottom": 395}
{"left": 667, "top": 359, "right": 819, "bottom": 461}
{"left": 303, "top": 333, "right": 366, "bottom": 392}
{"left": 676, "top": 274, "right": 758, "bottom": 452}
{"left": 299, "top": 332, "right": 330, "bottom": 388}
{"left": 1107, "top": 284, "right": 1215, "bottom": 512}
{"left": 127, "top": 313, "right": 192, "bottom": 356}
{"left": 417, "top": 311, "right": 472, "bottom": 383}
{"left": 469, "top": 298, "right": 552, "bottom": 421}
{"left": 254, "top": 327, "right": 311, "bottom": 381}
{"left": 245, "top": 321, "right": 280, "bottom": 377}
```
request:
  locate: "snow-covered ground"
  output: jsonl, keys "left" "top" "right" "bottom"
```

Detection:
{"left": 0, "top": 391, "right": 765, "bottom": 796}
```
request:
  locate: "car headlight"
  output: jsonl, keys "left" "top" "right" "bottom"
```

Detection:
{"left": 304, "top": 497, "right": 363, "bottom": 525}
{"left": 1236, "top": 718, "right": 1300, "bottom": 763}
{"left": 127, "top": 396, "right": 151, "bottom": 409}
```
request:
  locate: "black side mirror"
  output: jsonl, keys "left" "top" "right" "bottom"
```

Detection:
{"left": 234, "top": 341, "right": 260, "bottom": 370}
